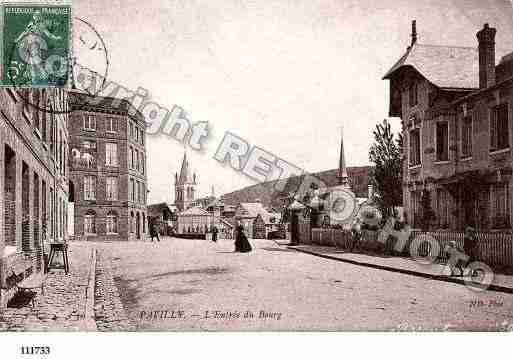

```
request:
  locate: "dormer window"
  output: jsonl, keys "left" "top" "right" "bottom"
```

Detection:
{"left": 409, "top": 82, "right": 418, "bottom": 107}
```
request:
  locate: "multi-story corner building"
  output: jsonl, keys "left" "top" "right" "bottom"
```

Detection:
{"left": 384, "top": 21, "right": 513, "bottom": 232}
{"left": 0, "top": 88, "right": 69, "bottom": 308}
{"left": 68, "top": 91, "right": 148, "bottom": 241}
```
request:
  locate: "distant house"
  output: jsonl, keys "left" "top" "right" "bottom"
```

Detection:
{"left": 147, "top": 202, "right": 177, "bottom": 233}
{"left": 235, "top": 202, "right": 281, "bottom": 238}
{"left": 177, "top": 206, "right": 214, "bottom": 234}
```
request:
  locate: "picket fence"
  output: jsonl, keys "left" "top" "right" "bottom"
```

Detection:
{"left": 309, "top": 228, "right": 513, "bottom": 268}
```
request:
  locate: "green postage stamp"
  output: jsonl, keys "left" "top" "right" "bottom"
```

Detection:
{"left": 1, "top": 2, "right": 72, "bottom": 87}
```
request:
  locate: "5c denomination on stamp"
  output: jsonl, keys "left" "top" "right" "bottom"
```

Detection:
{"left": 2, "top": 2, "right": 71, "bottom": 87}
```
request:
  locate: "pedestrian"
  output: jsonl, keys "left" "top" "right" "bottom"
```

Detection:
{"left": 464, "top": 225, "right": 478, "bottom": 275}
{"left": 212, "top": 226, "right": 219, "bottom": 243}
{"left": 150, "top": 220, "right": 160, "bottom": 242}
{"left": 234, "top": 221, "right": 252, "bottom": 253}
{"left": 350, "top": 218, "right": 362, "bottom": 252}
{"left": 445, "top": 240, "right": 464, "bottom": 277}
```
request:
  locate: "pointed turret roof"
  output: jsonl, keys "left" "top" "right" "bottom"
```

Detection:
{"left": 178, "top": 151, "right": 193, "bottom": 185}
{"left": 337, "top": 126, "right": 349, "bottom": 187}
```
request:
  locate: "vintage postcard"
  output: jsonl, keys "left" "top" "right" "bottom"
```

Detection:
{"left": 1, "top": 0, "right": 513, "bottom": 351}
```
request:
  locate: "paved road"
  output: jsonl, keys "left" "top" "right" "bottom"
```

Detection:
{"left": 98, "top": 237, "right": 513, "bottom": 331}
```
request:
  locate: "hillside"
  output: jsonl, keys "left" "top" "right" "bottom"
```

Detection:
{"left": 220, "top": 166, "right": 372, "bottom": 210}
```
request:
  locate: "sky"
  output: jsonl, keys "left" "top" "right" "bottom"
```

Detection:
{"left": 74, "top": 0, "right": 513, "bottom": 204}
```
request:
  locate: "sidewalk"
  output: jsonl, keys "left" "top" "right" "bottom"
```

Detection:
{"left": 277, "top": 241, "right": 513, "bottom": 294}
{"left": 0, "top": 242, "right": 95, "bottom": 331}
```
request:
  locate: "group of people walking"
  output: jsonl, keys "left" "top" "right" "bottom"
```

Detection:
{"left": 210, "top": 222, "right": 252, "bottom": 253}
{"left": 148, "top": 218, "right": 252, "bottom": 253}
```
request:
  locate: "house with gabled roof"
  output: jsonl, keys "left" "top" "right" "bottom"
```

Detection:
{"left": 235, "top": 201, "right": 281, "bottom": 239}
{"left": 383, "top": 20, "right": 513, "bottom": 232}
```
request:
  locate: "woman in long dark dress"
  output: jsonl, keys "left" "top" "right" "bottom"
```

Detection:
{"left": 234, "top": 223, "right": 252, "bottom": 253}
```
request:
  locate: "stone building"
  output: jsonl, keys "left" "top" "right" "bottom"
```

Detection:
{"left": 0, "top": 88, "right": 69, "bottom": 308}
{"left": 68, "top": 91, "right": 148, "bottom": 240}
{"left": 174, "top": 151, "right": 197, "bottom": 212}
{"left": 384, "top": 21, "right": 513, "bottom": 232}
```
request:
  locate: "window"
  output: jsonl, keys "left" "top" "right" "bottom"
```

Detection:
{"left": 136, "top": 181, "right": 140, "bottom": 203}
{"left": 461, "top": 116, "right": 472, "bottom": 158}
{"left": 106, "top": 177, "right": 118, "bottom": 201}
{"left": 409, "top": 128, "right": 421, "bottom": 166}
{"left": 130, "top": 147, "right": 134, "bottom": 168}
{"left": 84, "top": 115, "right": 96, "bottom": 130}
{"left": 135, "top": 127, "right": 139, "bottom": 143}
{"left": 83, "top": 140, "right": 96, "bottom": 150}
{"left": 435, "top": 121, "right": 449, "bottom": 162}
{"left": 84, "top": 212, "right": 96, "bottom": 234}
{"left": 106, "top": 117, "right": 117, "bottom": 132}
{"left": 130, "top": 122, "right": 134, "bottom": 138}
{"left": 106, "top": 211, "right": 118, "bottom": 234}
{"left": 436, "top": 188, "right": 449, "bottom": 228}
{"left": 105, "top": 143, "right": 118, "bottom": 166}
{"left": 84, "top": 176, "right": 96, "bottom": 200}
{"left": 130, "top": 179, "right": 135, "bottom": 201}
{"left": 490, "top": 103, "right": 509, "bottom": 152}
{"left": 491, "top": 183, "right": 510, "bottom": 228}
{"left": 409, "top": 82, "right": 418, "bottom": 107}
{"left": 141, "top": 155, "right": 145, "bottom": 174}
{"left": 135, "top": 150, "right": 139, "bottom": 171}
{"left": 411, "top": 191, "right": 422, "bottom": 228}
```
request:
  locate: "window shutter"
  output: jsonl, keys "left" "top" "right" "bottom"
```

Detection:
{"left": 490, "top": 108, "right": 498, "bottom": 151}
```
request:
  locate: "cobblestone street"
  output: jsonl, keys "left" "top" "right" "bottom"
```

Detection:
{"left": 96, "top": 237, "right": 513, "bottom": 331}
{"left": 0, "top": 242, "right": 93, "bottom": 331}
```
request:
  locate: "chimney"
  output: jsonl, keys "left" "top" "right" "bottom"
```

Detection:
{"left": 411, "top": 20, "right": 417, "bottom": 46}
{"left": 477, "top": 23, "right": 497, "bottom": 89}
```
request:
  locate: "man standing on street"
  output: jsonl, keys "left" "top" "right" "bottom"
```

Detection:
{"left": 150, "top": 219, "right": 160, "bottom": 242}
{"left": 212, "top": 226, "right": 219, "bottom": 243}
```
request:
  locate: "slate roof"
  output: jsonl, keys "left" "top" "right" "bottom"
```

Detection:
{"left": 237, "top": 202, "right": 280, "bottom": 224}
{"left": 383, "top": 43, "right": 479, "bottom": 90}
{"left": 179, "top": 206, "right": 211, "bottom": 216}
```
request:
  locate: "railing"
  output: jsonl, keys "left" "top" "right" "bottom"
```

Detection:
{"left": 309, "top": 228, "right": 513, "bottom": 268}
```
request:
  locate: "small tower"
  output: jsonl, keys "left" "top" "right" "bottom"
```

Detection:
{"left": 174, "top": 151, "right": 197, "bottom": 211}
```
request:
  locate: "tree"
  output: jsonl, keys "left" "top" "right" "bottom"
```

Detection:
{"left": 369, "top": 119, "right": 403, "bottom": 221}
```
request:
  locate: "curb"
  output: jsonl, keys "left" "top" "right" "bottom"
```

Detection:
{"left": 288, "top": 246, "right": 513, "bottom": 295}
{"left": 83, "top": 248, "right": 98, "bottom": 331}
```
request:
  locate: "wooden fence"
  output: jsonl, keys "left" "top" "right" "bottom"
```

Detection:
{"left": 309, "top": 228, "right": 513, "bottom": 268}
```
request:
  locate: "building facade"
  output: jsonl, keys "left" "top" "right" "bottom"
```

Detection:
{"left": 68, "top": 91, "right": 148, "bottom": 241}
{"left": 0, "top": 88, "right": 69, "bottom": 308}
{"left": 384, "top": 21, "right": 513, "bottom": 232}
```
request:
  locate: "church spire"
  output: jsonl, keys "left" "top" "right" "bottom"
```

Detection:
{"left": 178, "top": 150, "right": 193, "bottom": 184}
{"left": 337, "top": 126, "right": 350, "bottom": 188}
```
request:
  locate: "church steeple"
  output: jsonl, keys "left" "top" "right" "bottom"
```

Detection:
{"left": 337, "top": 126, "right": 350, "bottom": 188}
{"left": 175, "top": 150, "right": 197, "bottom": 211}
